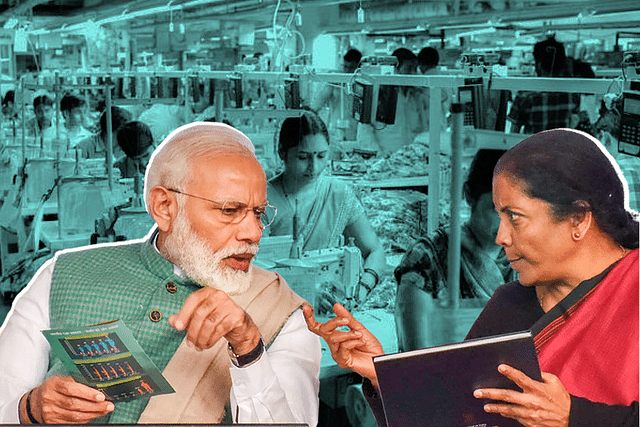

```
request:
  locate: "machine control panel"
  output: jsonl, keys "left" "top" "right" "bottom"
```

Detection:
{"left": 619, "top": 91, "right": 640, "bottom": 157}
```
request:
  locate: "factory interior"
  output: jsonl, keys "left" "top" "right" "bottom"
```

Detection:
{"left": 0, "top": 0, "right": 639, "bottom": 425}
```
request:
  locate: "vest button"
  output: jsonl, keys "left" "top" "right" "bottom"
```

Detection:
{"left": 166, "top": 281, "right": 178, "bottom": 294}
{"left": 149, "top": 309, "right": 162, "bottom": 322}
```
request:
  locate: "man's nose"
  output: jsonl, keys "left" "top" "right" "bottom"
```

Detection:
{"left": 236, "top": 210, "right": 263, "bottom": 244}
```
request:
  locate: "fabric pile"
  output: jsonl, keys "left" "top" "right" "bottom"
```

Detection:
{"left": 360, "top": 189, "right": 429, "bottom": 254}
{"left": 365, "top": 143, "right": 430, "bottom": 179}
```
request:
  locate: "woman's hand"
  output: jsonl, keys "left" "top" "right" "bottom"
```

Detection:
{"left": 474, "top": 364, "right": 571, "bottom": 427}
{"left": 303, "top": 303, "right": 385, "bottom": 387}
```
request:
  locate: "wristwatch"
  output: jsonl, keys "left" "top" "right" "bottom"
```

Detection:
{"left": 227, "top": 337, "right": 265, "bottom": 368}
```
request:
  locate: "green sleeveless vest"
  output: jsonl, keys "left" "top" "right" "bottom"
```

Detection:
{"left": 47, "top": 232, "right": 210, "bottom": 423}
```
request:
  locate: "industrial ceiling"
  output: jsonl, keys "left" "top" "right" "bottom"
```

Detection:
{"left": 0, "top": 0, "right": 638, "bottom": 51}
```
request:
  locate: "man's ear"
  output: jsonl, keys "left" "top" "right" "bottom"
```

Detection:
{"left": 147, "top": 186, "right": 178, "bottom": 233}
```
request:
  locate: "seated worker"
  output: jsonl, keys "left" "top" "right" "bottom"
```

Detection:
{"left": 417, "top": 46, "right": 451, "bottom": 129}
{"left": 59, "top": 94, "right": 94, "bottom": 156}
{"left": 417, "top": 47, "right": 439, "bottom": 75}
{"left": 2, "top": 90, "right": 17, "bottom": 122}
{"left": 310, "top": 48, "right": 362, "bottom": 141}
{"left": 114, "top": 120, "right": 156, "bottom": 178}
{"left": 26, "top": 94, "right": 58, "bottom": 147}
{"left": 305, "top": 128, "right": 639, "bottom": 427}
{"left": 508, "top": 36, "right": 579, "bottom": 134}
{"left": 0, "top": 122, "right": 321, "bottom": 425}
{"left": 77, "top": 106, "right": 134, "bottom": 160}
{"left": 2, "top": 90, "right": 23, "bottom": 136}
{"left": 267, "top": 111, "right": 386, "bottom": 312}
{"left": 357, "top": 48, "right": 429, "bottom": 154}
{"left": 394, "top": 149, "right": 517, "bottom": 351}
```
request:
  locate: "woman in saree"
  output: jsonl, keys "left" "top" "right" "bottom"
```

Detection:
{"left": 267, "top": 111, "right": 386, "bottom": 312}
{"left": 304, "top": 128, "right": 639, "bottom": 426}
{"left": 395, "top": 149, "right": 517, "bottom": 351}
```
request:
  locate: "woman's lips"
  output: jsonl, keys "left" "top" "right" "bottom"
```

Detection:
{"left": 508, "top": 257, "right": 523, "bottom": 266}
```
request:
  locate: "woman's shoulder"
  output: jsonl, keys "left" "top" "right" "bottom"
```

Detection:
{"left": 322, "top": 175, "right": 353, "bottom": 192}
{"left": 394, "top": 227, "right": 449, "bottom": 281}
{"left": 491, "top": 280, "right": 534, "bottom": 302}
{"left": 466, "top": 281, "right": 540, "bottom": 339}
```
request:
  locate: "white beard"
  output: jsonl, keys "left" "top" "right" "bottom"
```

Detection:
{"left": 161, "top": 208, "right": 258, "bottom": 295}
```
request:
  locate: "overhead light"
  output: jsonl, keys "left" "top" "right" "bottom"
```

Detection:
{"left": 456, "top": 27, "right": 497, "bottom": 38}
{"left": 3, "top": 18, "right": 19, "bottom": 29}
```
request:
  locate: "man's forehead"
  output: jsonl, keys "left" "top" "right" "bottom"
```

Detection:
{"left": 189, "top": 155, "right": 266, "bottom": 198}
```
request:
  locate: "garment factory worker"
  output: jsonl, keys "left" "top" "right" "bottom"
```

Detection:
{"left": 114, "top": 120, "right": 156, "bottom": 179}
{"left": 394, "top": 149, "right": 517, "bottom": 351}
{"left": 310, "top": 48, "right": 362, "bottom": 141}
{"left": 357, "top": 48, "right": 429, "bottom": 153}
{"left": 2, "top": 90, "right": 17, "bottom": 122}
{"left": 59, "top": 94, "right": 94, "bottom": 156}
{"left": 267, "top": 111, "right": 385, "bottom": 312}
{"left": 417, "top": 46, "right": 451, "bottom": 128}
{"left": 0, "top": 122, "right": 321, "bottom": 425}
{"left": 77, "top": 106, "right": 133, "bottom": 160}
{"left": 305, "top": 128, "right": 639, "bottom": 427}
{"left": 26, "top": 94, "right": 58, "bottom": 147}
{"left": 508, "top": 36, "right": 579, "bottom": 134}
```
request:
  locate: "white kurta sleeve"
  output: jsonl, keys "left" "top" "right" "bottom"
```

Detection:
{"left": 0, "top": 259, "right": 53, "bottom": 423}
{"left": 229, "top": 308, "right": 321, "bottom": 426}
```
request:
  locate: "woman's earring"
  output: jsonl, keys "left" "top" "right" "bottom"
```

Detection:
{"left": 574, "top": 232, "right": 580, "bottom": 239}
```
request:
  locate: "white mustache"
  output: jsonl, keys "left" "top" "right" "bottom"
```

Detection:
{"left": 216, "top": 243, "right": 259, "bottom": 258}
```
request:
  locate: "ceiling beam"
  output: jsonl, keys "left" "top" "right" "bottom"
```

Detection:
{"left": 321, "top": 0, "right": 640, "bottom": 34}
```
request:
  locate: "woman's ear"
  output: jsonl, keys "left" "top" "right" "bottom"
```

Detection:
{"left": 570, "top": 200, "right": 593, "bottom": 241}
{"left": 147, "top": 186, "right": 178, "bottom": 233}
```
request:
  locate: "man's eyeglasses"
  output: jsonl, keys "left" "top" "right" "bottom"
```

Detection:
{"left": 167, "top": 189, "right": 277, "bottom": 228}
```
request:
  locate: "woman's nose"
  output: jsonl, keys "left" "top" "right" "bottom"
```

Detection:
{"left": 495, "top": 221, "right": 511, "bottom": 247}
{"left": 308, "top": 157, "right": 320, "bottom": 175}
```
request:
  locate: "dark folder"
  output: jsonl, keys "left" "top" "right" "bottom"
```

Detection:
{"left": 373, "top": 330, "right": 542, "bottom": 427}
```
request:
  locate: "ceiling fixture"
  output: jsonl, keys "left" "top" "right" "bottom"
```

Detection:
{"left": 357, "top": 1, "right": 364, "bottom": 24}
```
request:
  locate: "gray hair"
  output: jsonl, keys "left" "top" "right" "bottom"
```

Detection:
{"left": 144, "top": 122, "right": 256, "bottom": 212}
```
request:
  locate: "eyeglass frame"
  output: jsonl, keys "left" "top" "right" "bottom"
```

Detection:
{"left": 166, "top": 188, "right": 277, "bottom": 229}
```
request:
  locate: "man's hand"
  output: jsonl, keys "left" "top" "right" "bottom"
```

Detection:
{"left": 22, "top": 376, "right": 114, "bottom": 424}
{"left": 169, "top": 287, "right": 261, "bottom": 355}
{"left": 303, "top": 303, "right": 384, "bottom": 387}
{"left": 474, "top": 364, "right": 571, "bottom": 427}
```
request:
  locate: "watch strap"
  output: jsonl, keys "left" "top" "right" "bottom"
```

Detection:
{"left": 228, "top": 337, "right": 265, "bottom": 368}
{"left": 25, "top": 391, "right": 40, "bottom": 424}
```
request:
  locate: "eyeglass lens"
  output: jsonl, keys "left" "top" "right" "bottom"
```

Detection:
{"left": 217, "top": 201, "right": 277, "bottom": 228}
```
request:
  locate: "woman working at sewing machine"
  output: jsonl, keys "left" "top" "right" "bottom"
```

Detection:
{"left": 394, "top": 149, "right": 517, "bottom": 351}
{"left": 267, "top": 111, "right": 386, "bottom": 312}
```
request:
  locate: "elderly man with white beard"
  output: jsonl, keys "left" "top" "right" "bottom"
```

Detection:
{"left": 0, "top": 122, "right": 321, "bottom": 425}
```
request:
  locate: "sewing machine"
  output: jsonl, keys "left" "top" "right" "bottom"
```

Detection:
{"left": 255, "top": 236, "right": 363, "bottom": 310}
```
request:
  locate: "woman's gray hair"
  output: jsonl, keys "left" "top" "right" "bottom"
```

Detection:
{"left": 144, "top": 122, "right": 256, "bottom": 212}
